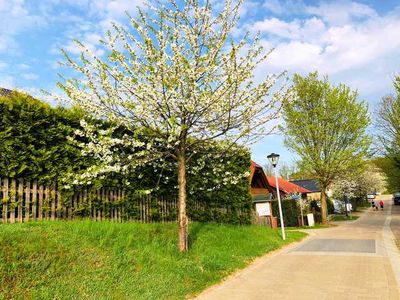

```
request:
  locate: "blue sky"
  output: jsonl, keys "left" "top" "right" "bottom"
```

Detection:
{"left": 1, "top": 0, "right": 400, "bottom": 167}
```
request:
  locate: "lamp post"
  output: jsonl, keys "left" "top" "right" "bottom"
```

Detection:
{"left": 267, "top": 153, "right": 286, "bottom": 240}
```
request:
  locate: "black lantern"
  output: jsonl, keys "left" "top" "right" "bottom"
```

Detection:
{"left": 267, "top": 153, "right": 280, "bottom": 167}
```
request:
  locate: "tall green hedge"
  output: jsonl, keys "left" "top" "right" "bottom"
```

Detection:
{"left": 187, "top": 147, "right": 252, "bottom": 224}
{"left": 0, "top": 91, "right": 253, "bottom": 224}
{"left": 0, "top": 91, "right": 90, "bottom": 183}
{"left": 120, "top": 144, "right": 253, "bottom": 224}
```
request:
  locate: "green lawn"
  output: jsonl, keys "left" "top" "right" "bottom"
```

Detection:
{"left": 331, "top": 215, "right": 359, "bottom": 222}
{"left": 0, "top": 221, "right": 305, "bottom": 300}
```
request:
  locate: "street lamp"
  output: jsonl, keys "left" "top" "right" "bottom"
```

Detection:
{"left": 267, "top": 153, "right": 286, "bottom": 240}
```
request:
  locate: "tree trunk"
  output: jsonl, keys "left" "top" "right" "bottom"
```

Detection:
{"left": 320, "top": 187, "right": 328, "bottom": 224}
{"left": 177, "top": 151, "right": 188, "bottom": 252}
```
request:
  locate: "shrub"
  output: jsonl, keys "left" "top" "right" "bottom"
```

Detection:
{"left": 272, "top": 199, "right": 300, "bottom": 227}
{"left": 327, "top": 197, "right": 335, "bottom": 214}
{"left": 0, "top": 91, "right": 90, "bottom": 183}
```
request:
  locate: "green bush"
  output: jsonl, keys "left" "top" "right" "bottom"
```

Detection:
{"left": 272, "top": 199, "right": 300, "bottom": 227}
{"left": 122, "top": 145, "right": 253, "bottom": 224}
{"left": 0, "top": 91, "right": 90, "bottom": 183}
{"left": 327, "top": 197, "right": 334, "bottom": 214}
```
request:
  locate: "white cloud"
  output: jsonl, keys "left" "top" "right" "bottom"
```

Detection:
{"left": 248, "top": 1, "right": 400, "bottom": 99}
{"left": 262, "top": 0, "right": 377, "bottom": 25}
{"left": 17, "top": 63, "right": 30, "bottom": 70}
{"left": 252, "top": 17, "right": 326, "bottom": 42}
{"left": 0, "top": 0, "right": 45, "bottom": 53}
{"left": 22, "top": 73, "right": 39, "bottom": 80}
{"left": 306, "top": 1, "right": 377, "bottom": 25}
{"left": 263, "top": 41, "right": 323, "bottom": 72}
{"left": 44, "top": 0, "right": 145, "bottom": 58}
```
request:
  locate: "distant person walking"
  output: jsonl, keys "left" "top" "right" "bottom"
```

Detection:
{"left": 379, "top": 200, "right": 384, "bottom": 210}
{"left": 372, "top": 201, "right": 376, "bottom": 210}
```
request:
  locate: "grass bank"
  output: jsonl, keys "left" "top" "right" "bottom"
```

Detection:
{"left": 0, "top": 221, "right": 305, "bottom": 300}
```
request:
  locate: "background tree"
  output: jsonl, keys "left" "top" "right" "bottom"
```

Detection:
{"left": 282, "top": 72, "right": 370, "bottom": 224}
{"left": 263, "top": 161, "right": 297, "bottom": 179}
{"left": 332, "top": 163, "right": 386, "bottom": 210}
{"left": 374, "top": 76, "right": 400, "bottom": 192}
{"left": 373, "top": 157, "right": 400, "bottom": 193}
{"left": 262, "top": 163, "right": 274, "bottom": 176}
{"left": 375, "top": 76, "right": 400, "bottom": 154}
{"left": 278, "top": 162, "right": 297, "bottom": 180}
{"left": 57, "top": 0, "right": 284, "bottom": 251}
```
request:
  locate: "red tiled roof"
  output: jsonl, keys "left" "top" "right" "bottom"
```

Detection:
{"left": 249, "top": 161, "right": 268, "bottom": 184}
{"left": 250, "top": 161, "right": 263, "bottom": 180}
{"left": 267, "top": 176, "right": 311, "bottom": 194}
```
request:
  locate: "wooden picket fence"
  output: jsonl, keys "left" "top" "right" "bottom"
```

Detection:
{"left": 0, "top": 177, "right": 178, "bottom": 224}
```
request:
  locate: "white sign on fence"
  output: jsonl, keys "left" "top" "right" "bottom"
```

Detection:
{"left": 307, "top": 213, "right": 315, "bottom": 227}
{"left": 256, "top": 202, "right": 271, "bottom": 216}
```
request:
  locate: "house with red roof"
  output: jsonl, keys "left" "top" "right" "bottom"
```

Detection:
{"left": 250, "top": 160, "right": 311, "bottom": 199}
{"left": 249, "top": 161, "right": 311, "bottom": 226}
{"left": 249, "top": 161, "right": 274, "bottom": 225}
{"left": 250, "top": 161, "right": 273, "bottom": 197}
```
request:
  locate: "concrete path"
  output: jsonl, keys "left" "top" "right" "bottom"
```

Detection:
{"left": 196, "top": 197, "right": 400, "bottom": 300}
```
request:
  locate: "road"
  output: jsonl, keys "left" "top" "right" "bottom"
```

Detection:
{"left": 196, "top": 197, "right": 400, "bottom": 300}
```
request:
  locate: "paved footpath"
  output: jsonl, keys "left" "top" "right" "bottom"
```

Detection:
{"left": 196, "top": 197, "right": 400, "bottom": 300}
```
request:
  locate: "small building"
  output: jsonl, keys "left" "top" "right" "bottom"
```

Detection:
{"left": 290, "top": 179, "right": 322, "bottom": 201}
{"left": 250, "top": 161, "right": 274, "bottom": 225}
{"left": 250, "top": 161, "right": 273, "bottom": 197}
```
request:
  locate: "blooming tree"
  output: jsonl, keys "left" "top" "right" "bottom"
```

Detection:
{"left": 57, "top": 0, "right": 284, "bottom": 251}
{"left": 332, "top": 164, "right": 386, "bottom": 206}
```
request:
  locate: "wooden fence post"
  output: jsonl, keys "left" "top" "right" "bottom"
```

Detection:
{"left": 121, "top": 190, "right": 125, "bottom": 222}
{"left": 51, "top": 186, "right": 56, "bottom": 221}
{"left": 58, "top": 189, "right": 65, "bottom": 220}
{"left": 44, "top": 186, "right": 50, "bottom": 220}
{"left": 24, "top": 180, "right": 30, "bottom": 222}
{"left": 110, "top": 190, "right": 114, "bottom": 222}
{"left": 18, "top": 180, "right": 23, "bottom": 223}
{"left": 38, "top": 184, "right": 43, "bottom": 221}
{"left": 102, "top": 188, "right": 106, "bottom": 220}
{"left": 10, "top": 179, "right": 16, "bottom": 224}
{"left": 83, "top": 189, "right": 87, "bottom": 219}
{"left": 89, "top": 190, "right": 93, "bottom": 221}
{"left": 117, "top": 189, "right": 122, "bottom": 223}
{"left": 96, "top": 189, "right": 101, "bottom": 221}
{"left": 32, "top": 181, "right": 37, "bottom": 221}
{"left": 2, "top": 178, "right": 8, "bottom": 223}
{"left": 73, "top": 193, "right": 78, "bottom": 219}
